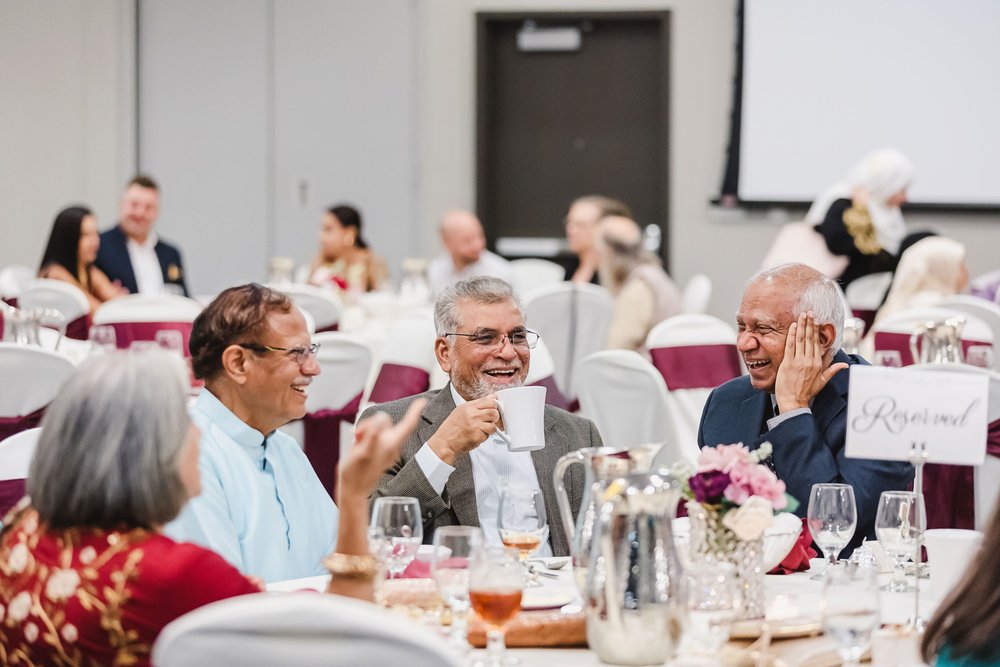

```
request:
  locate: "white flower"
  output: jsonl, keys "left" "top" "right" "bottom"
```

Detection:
{"left": 45, "top": 569, "right": 81, "bottom": 602}
{"left": 8, "top": 592, "right": 31, "bottom": 622}
{"left": 78, "top": 546, "right": 97, "bottom": 565}
{"left": 24, "top": 621, "right": 38, "bottom": 643}
{"left": 8, "top": 543, "right": 29, "bottom": 573}
{"left": 61, "top": 623, "right": 78, "bottom": 643}
{"left": 722, "top": 495, "right": 774, "bottom": 541}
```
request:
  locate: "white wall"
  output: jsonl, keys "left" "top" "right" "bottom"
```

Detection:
{"left": 0, "top": 0, "right": 135, "bottom": 271}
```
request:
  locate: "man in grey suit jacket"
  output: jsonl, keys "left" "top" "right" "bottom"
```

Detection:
{"left": 366, "top": 277, "right": 601, "bottom": 556}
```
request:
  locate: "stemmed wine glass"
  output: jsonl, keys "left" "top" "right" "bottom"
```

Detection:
{"left": 875, "top": 490, "right": 924, "bottom": 593}
{"left": 155, "top": 329, "right": 185, "bottom": 357}
{"left": 497, "top": 488, "right": 548, "bottom": 563}
{"left": 469, "top": 546, "right": 524, "bottom": 667}
{"left": 88, "top": 325, "right": 117, "bottom": 352}
{"left": 822, "top": 563, "right": 880, "bottom": 667}
{"left": 369, "top": 497, "right": 423, "bottom": 579}
{"left": 807, "top": 483, "right": 857, "bottom": 580}
{"left": 431, "top": 526, "right": 483, "bottom": 650}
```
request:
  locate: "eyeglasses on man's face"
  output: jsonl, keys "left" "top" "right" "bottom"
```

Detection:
{"left": 444, "top": 328, "right": 539, "bottom": 350}
{"left": 239, "top": 342, "right": 320, "bottom": 365}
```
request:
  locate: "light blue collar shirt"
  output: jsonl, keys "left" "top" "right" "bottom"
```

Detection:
{"left": 164, "top": 389, "right": 338, "bottom": 583}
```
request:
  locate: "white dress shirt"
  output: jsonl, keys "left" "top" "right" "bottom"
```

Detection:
{"left": 427, "top": 249, "right": 514, "bottom": 294}
{"left": 126, "top": 233, "right": 165, "bottom": 294}
{"left": 414, "top": 384, "right": 552, "bottom": 556}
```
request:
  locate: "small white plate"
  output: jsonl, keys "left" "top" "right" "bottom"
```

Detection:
{"left": 520, "top": 588, "right": 576, "bottom": 611}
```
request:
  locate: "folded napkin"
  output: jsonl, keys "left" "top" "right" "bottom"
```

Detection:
{"left": 768, "top": 518, "right": 817, "bottom": 575}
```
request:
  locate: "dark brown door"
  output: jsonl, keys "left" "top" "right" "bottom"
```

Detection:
{"left": 477, "top": 12, "right": 671, "bottom": 268}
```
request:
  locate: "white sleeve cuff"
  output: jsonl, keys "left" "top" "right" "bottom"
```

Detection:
{"left": 766, "top": 407, "right": 811, "bottom": 431}
{"left": 414, "top": 442, "right": 455, "bottom": 495}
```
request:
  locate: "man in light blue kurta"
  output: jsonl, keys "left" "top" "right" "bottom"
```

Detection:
{"left": 163, "top": 283, "right": 339, "bottom": 583}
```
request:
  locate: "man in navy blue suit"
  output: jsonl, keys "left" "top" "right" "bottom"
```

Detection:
{"left": 697, "top": 263, "right": 910, "bottom": 553}
{"left": 95, "top": 175, "right": 189, "bottom": 297}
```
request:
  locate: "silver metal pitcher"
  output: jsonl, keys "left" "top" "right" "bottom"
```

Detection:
{"left": 909, "top": 316, "right": 965, "bottom": 364}
{"left": 584, "top": 470, "right": 684, "bottom": 665}
{"left": 552, "top": 444, "right": 662, "bottom": 592}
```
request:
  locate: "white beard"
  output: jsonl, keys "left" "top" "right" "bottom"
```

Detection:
{"left": 453, "top": 374, "right": 524, "bottom": 400}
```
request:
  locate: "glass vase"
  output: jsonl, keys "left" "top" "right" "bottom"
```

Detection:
{"left": 686, "top": 501, "right": 765, "bottom": 619}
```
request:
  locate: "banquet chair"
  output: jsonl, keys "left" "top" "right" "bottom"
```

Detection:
{"left": 524, "top": 336, "right": 574, "bottom": 411}
{"left": 575, "top": 350, "right": 697, "bottom": 467}
{"left": 844, "top": 272, "right": 894, "bottom": 333}
{"left": 0, "top": 427, "right": 40, "bottom": 520}
{"left": 0, "top": 264, "right": 35, "bottom": 307}
{"left": 152, "top": 592, "right": 462, "bottom": 667}
{"left": 680, "top": 273, "right": 712, "bottom": 314}
{"left": 869, "top": 306, "right": 993, "bottom": 367}
{"left": 645, "top": 314, "right": 743, "bottom": 452}
{"left": 969, "top": 268, "right": 1000, "bottom": 304}
{"left": 0, "top": 344, "right": 75, "bottom": 443}
{"left": 940, "top": 295, "right": 1000, "bottom": 370}
{"left": 899, "top": 363, "right": 1000, "bottom": 530}
{"left": 274, "top": 283, "right": 343, "bottom": 333}
{"left": 289, "top": 332, "right": 372, "bottom": 500}
{"left": 366, "top": 311, "right": 437, "bottom": 405}
{"left": 509, "top": 258, "right": 565, "bottom": 297}
{"left": 523, "top": 282, "right": 613, "bottom": 398}
{"left": 92, "top": 293, "right": 203, "bottom": 354}
{"left": 19, "top": 279, "right": 90, "bottom": 340}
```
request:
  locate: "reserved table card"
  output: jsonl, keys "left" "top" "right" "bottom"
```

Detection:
{"left": 845, "top": 366, "right": 988, "bottom": 465}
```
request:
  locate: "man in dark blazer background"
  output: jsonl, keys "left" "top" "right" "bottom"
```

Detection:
{"left": 365, "top": 276, "right": 602, "bottom": 556}
{"left": 698, "top": 263, "right": 910, "bottom": 553}
{"left": 95, "top": 175, "right": 189, "bottom": 297}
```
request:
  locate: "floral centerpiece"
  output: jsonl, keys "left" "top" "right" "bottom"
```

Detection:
{"left": 674, "top": 442, "right": 799, "bottom": 619}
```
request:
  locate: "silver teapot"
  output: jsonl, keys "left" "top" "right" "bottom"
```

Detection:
{"left": 583, "top": 470, "right": 684, "bottom": 665}
{"left": 552, "top": 444, "right": 662, "bottom": 592}
{"left": 909, "top": 316, "right": 965, "bottom": 364}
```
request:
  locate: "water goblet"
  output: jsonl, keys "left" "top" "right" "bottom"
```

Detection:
{"left": 807, "top": 483, "right": 857, "bottom": 580}
{"left": 965, "top": 345, "right": 994, "bottom": 369}
{"left": 469, "top": 546, "right": 524, "bottom": 667}
{"left": 682, "top": 561, "right": 740, "bottom": 655}
{"left": 155, "top": 329, "right": 185, "bottom": 356}
{"left": 822, "top": 564, "right": 879, "bottom": 667}
{"left": 431, "top": 526, "right": 483, "bottom": 650}
{"left": 875, "top": 491, "right": 924, "bottom": 593}
{"left": 497, "top": 487, "right": 548, "bottom": 563}
{"left": 88, "top": 324, "right": 117, "bottom": 352}
{"left": 369, "top": 497, "right": 422, "bottom": 579}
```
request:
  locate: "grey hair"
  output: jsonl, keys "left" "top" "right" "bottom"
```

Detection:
{"left": 434, "top": 276, "right": 525, "bottom": 338}
{"left": 28, "top": 350, "right": 192, "bottom": 529}
{"left": 749, "top": 263, "right": 845, "bottom": 353}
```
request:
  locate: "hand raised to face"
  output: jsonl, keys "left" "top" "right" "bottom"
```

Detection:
{"left": 426, "top": 395, "right": 502, "bottom": 465}
{"left": 774, "top": 311, "right": 848, "bottom": 414}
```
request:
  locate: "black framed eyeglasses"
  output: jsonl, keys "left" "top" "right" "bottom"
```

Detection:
{"left": 239, "top": 342, "right": 320, "bottom": 365}
{"left": 444, "top": 328, "right": 540, "bottom": 350}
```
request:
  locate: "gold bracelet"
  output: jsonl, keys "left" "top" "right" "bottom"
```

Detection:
{"left": 323, "top": 553, "right": 380, "bottom": 581}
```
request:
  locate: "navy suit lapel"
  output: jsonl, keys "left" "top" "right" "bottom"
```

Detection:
{"left": 812, "top": 350, "right": 853, "bottom": 434}
{"left": 738, "top": 391, "right": 770, "bottom": 449}
{"left": 109, "top": 226, "right": 138, "bottom": 294}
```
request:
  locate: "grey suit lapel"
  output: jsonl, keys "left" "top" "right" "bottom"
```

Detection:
{"left": 532, "top": 409, "right": 569, "bottom": 553}
{"left": 420, "top": 385, "right": 480, "bottom": 528}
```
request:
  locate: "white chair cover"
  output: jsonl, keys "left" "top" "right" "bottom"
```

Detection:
{"left": 509, "top": 259, "right": 565, "bottom": 297}
{"left": 524, "top": 282, "right": 613, "bottom": 396}
{"left": 0, "top": 427, "right": 40, "bottom": 482}
{"left": 575, "top": 350, "right": 697, "bottom": 467}
{"left": 92, "top": 293, "right": 202, "bottom": 324}
{"left": 0, "top": 265, "right": 35, "bottom": 301}
{"left": 272, "top": 283, "right": 343, "bottom": 332}
{"left": 845, "top": 272, "right": 894, "bottom": 312}
{"left": 760, "top": 221, "right": 849, "bottom": 278}
{"left": 680, "top": 273, "right": 712, "bottom": 314}
{"left": 940, "top": 295, "right": 1000, "bottom": 370}
{"left": 19, "top": 279, "right": 90, "bottom": 329}
{"left": 869, "top": 306, "right": 993, "bottom": 367}
{"left": 366, "top": 312, "right": 437, "bottom": 405}
{"left": 152, "top": 592, "right": 463, "bottom": 667}
{"left": 644, "top": 315, "right": 742, "bottom": 457}
{"left": 524, "top": 337, "right": 574, "bottom": 411}
{"left": 0, "top": 344, "right": 76, "bottom": 418}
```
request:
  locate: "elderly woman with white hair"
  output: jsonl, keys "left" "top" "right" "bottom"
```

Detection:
{"left": 0, "top": 351, "right": 421, "bottom": 666}
{"left": 807, "top": 148, "right": 916, "bottom": 287}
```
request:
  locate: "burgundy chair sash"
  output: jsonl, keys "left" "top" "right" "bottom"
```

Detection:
{"left": 872, "top": 331, "right": 992, "bottom": 367}
{"left": 108, "top": 321, "right": 193, "bottom": 356}
{"left": 0, "top": 479, "right": 26, "bottom": 523}
{"left": 315, "top": 323, "right": 340, "bottom": 333}
{"left": 649, "top": 344, "right": 742, "bottom": 391}
{"left": 64, "top": 314, "right": 90, "bottom": 341}
{"left": 302, "top": 392, "right": 363, "bottom": 501}
{"left": 0, "top": 407, "right": 45, "bottom": 444}
{"left": 923, "top": 417, "right": 1000, "bottom": 530}
{"left": 851, "top": 308, "right": 877, "bottom": 336}
{"left": 530, "top": 375, "right": 574, "bottom": 412}
{"left": 3, "top": 297, "right": 17, "bottom": 308}
{"left": 368, "top": 363, "right": 430, "bottom": 405}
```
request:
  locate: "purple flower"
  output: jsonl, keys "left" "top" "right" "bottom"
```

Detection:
{"left": 689, "top": 470, "right": 731, "bottom": 504}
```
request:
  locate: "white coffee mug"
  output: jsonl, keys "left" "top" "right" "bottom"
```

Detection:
{"left": 924, "top": 528, "right": 983, "bottom": 598}
{"left": 494, "top": 385, "right": 546, "bottom": 452}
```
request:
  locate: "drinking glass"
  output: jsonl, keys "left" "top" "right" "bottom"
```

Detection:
{"left": 431, "top": 526, "right": 483, "bottom": 650}
{"left": 875, "top": 491, "right": 924, "bottom": 593}
{"left": 807, "top": 483, "right": 857, "bottom": 579}
{"left": 129, "top": 340, "right": 158, "bottom": 352}
{"left": 822, "top": 564, "right": 879, "bottom": 666}
{"left": 369, "top": 497, "right": 423, "bottom": 579}
{"left": 89, "top": 325, "right": 117, "bottom": 352}
{"left": 682, "top": 562, "right": 740, "bottom": 655}
{"left": 874, "top": 350, "right": 902, "bottom": 368}
{"left": 155, "top": 329, "right": 185, "bottom": 356}
{"left": 497, "top": 488, "right": 548, "bottom": 563}
{"left": 966, "top": 345, "right": 994, "bottom": 369}
{"left": 469, "top": 546, "right": 524, "bottom": 667}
